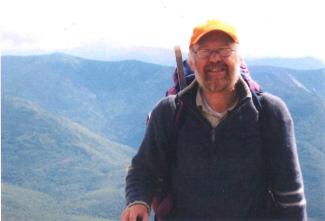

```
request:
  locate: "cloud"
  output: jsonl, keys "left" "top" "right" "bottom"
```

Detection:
{"left": 1, "top": 0, "right": 324, "bottom": 61}
{"left": 1, "top": 31, "right": 37, "bottom": 49}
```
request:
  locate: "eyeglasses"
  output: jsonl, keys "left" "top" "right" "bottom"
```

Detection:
{"left": 192, "top": 48, "right": 235, "bottom": 59}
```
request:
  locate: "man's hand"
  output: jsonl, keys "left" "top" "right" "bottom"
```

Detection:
{"left": 120, "top": 204, "right": 149, "bottom": 221}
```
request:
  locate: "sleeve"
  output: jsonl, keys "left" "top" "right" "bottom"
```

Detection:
{"left": 262, "top": 93, "right": 307, "bottom": 220}
{"left": 125, "top": 97, "right": 174, "bottom": 207}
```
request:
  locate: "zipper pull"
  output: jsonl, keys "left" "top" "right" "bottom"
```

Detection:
{"left": 211, "top": 128, "right": 216, "bottom": 142}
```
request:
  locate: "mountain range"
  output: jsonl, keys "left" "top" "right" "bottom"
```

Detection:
{"left": 2, "top": 95, "right": 135, "bottom": 220}
{"left": 2, "top": 53, "right": 325, "bottom": 220}
{"left": 4, "top": 44, "right": 325, "bottom": 69}
{"left": 2, "top": 53, "right": 174, "bottom": 148}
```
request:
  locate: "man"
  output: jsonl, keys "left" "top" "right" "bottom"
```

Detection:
{"left": 121, "top": 19, "right": 307, "bottom": 221}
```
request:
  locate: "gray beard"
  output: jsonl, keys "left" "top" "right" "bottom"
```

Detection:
{"left": 198, "top": 68, "right": 240, "bottom": 94}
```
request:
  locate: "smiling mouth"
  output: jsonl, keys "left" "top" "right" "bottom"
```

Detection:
{"left": 206, "top": 67, "right": 227, "bottom": 77}
{"left": 209, "top": 67, "right": 226, "bottom": 72}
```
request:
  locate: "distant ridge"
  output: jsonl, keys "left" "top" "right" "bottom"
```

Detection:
{"left": 3, "top": 45, "right": 324, "bottom": 69}
{"left": 247, "top": 56, "right": 325, "bottom": 70}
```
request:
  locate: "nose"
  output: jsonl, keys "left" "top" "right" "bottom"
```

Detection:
{"left": 208, "top": 51, "right": 222, "bottom": 62}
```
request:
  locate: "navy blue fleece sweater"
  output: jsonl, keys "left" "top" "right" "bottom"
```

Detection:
{"left": 126, "top": 80, "right": 306, "bottom": 220}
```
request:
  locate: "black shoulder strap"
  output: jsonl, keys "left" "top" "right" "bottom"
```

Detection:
{"left": 167, "top": 94, "right": 185, "bottom": 167}
{"left": 251, "top": 90, "right": 263, "bottom": 113}
{"left": 168, "top": 94, "right": 185, "bottom": 129}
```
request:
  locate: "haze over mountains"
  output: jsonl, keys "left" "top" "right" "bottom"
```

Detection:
{"left": 2, "top": 52, "right": 325, "bottom": 220}
{"left": 4, "top": 44, "right": 325, "bottom": 69}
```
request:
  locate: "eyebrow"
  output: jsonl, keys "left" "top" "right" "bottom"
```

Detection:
{"left": 198, "top": 47, "right": 229, "bottom": 51}
{"left": 196, "top": 43, "right": 238, "bottom": 50}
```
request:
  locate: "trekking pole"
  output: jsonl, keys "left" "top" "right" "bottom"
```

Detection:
{"left": 174, "top": 46, "right": 187, "bottom": 91}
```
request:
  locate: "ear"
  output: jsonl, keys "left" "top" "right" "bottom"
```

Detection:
{"left": 235, "top": 44, "right": 241, "bottom": 63}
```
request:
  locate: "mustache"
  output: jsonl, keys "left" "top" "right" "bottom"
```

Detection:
{"left": 204, "top": 62, "right": 227, "bottom": 72}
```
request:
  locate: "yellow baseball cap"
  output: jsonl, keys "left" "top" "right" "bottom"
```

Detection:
{"left": 189, "top": 19, "right": 239, "bottom": 49}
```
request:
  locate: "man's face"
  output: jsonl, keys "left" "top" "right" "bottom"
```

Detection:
{"left": 189, "top": 31, "right": 240, "bottom": 94}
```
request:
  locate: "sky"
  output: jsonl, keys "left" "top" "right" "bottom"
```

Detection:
{"left": 1, "top": 0, "right": 325, "bottom": 61}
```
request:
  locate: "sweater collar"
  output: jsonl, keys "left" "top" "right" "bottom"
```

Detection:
{"left": 178, "top": 76, "right": 252, "bottom": 108}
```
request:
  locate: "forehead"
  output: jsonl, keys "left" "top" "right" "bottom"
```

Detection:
{"left": 196, "top": 30, "right": 235, "bottom": 48}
